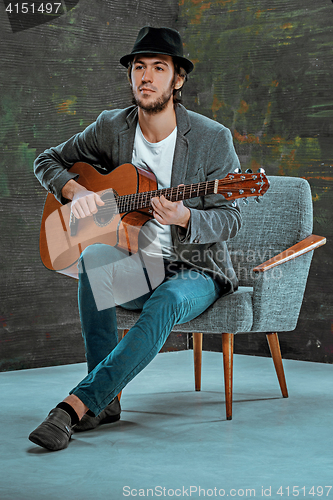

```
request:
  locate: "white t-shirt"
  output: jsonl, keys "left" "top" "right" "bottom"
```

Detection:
{"left": 131, "top": 122, "right": 177, "bottom": 259}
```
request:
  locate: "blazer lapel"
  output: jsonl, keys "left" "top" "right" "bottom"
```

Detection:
{"left": 171, "top": 104, "right": 191, "bottom": 187}
{"left": 118, "top": 106, "right": 138, "bottom": 165}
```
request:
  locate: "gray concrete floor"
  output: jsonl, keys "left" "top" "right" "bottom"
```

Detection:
{"left": 1, "top": 350, "right": 332, "bottom": 500}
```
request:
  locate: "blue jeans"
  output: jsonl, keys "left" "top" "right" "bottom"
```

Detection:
{"left": 70, "top": 244, "right": 221, "bottom": 415}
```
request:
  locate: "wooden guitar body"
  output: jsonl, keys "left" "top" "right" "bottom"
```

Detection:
{"left": 40, "top": 162, "right": 157, "bottom": 278}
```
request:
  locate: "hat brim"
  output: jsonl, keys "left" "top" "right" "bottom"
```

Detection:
{"left": 120, "top": 50, "right": 194, "bottom": 74}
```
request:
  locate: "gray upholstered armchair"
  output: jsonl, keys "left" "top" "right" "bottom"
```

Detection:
{"left": 116, "top": 176, "right": 326, "bottom": 420}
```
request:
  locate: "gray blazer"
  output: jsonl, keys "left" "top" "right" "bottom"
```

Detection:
{"left": 34, "top": 104, "right": 242, "bottom": 294}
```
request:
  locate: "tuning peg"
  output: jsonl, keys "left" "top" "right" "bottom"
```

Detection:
{"left": 255, "top": 196, "right": 262, "bottom": 203}
{"left": 257, "top": 168, "right": 265, "bottom": 173}
{"left": 234, "top": 168, "right": 242, "bottom": 173}
{"left": 245, "top": 168, "right": 253, "bottom": 174}
{"left": 243, "top": 198, "right": 249, "bottom": 205}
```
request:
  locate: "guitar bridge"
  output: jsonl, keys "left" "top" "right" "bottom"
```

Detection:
{"left": 69, "top": 213, "right": 78, "bottom": 237}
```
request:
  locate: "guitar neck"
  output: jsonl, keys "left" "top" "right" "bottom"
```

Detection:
{"left": 117, "top": 180, "right": 218, "bottom": 213}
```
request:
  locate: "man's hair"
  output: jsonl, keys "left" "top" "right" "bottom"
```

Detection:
{"left": 127, "top": 56, "right": 187, "bottom": 103}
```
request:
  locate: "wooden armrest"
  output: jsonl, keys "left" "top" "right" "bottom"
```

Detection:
{"left": 253, "top": 234, "right": 326, "bottom": 273}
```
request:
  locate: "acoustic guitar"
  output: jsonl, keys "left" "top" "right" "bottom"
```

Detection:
{"left": 40, "top": 162, "right": 270, "bottom": 278}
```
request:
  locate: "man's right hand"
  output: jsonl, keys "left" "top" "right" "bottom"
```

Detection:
{"left": 62, "top": 179, "right": 105, "bottom": 219}
{"left": 71, "top": 190, "right": 105, "bottom": 219}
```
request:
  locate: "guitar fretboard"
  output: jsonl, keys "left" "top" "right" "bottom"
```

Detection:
{"left": 116, "top": 180, "right": 218, "bottom": 213}
{"left": 95, "top": 172, "right": 269, "bottom": 215}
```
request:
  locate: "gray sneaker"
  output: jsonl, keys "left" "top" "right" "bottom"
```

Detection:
{"left": 74, "top": 397, "right": 121, "bottom": 432}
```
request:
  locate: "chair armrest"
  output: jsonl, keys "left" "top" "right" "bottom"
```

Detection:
{"left": 252, "top": 235, "right": 326, "bottom": 273}
{"left": 251, "top": 249, "right": 315, "bottom": 333}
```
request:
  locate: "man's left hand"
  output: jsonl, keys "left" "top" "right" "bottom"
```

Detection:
{"left": 151, "top": 194, "right": 190, "bottom": 228}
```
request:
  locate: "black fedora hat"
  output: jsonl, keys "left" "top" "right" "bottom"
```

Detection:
{"left": 120, "top": 26, "right": 194, "bottom": 74}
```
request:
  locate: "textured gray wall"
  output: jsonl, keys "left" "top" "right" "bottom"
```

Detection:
{"left": 0, "top": 0, "right": 185, "bottom": 371}
{"left": 0, "top": 0, "right": 332, "bottom": 370}
{"left": 176, "top": 0, "right": 332, "bottom": 363}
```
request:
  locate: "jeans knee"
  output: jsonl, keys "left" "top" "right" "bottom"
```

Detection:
{"left": 151, "top": 286, "right": 186, "bottom": 309}
{"left": 78, "top": 244, "right": 120, "bottom": 272}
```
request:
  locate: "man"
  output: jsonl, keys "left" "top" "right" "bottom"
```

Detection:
{"left": 29, "top": 26, "right": 242, "bottom": 451}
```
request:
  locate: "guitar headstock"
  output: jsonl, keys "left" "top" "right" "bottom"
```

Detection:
{"left": 218, "top": 168, "right": 270, "bottom": 202}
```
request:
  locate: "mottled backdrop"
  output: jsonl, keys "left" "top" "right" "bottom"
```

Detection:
{"left": 0, "top": 0, "right": 332, "bottom": 370}
{"left": 177, "top": 0, "right": 333, "bottom": 363}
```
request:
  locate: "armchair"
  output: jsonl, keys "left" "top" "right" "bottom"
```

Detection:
{"left": 116, "top": 176, "right": 326, "bottom": 419}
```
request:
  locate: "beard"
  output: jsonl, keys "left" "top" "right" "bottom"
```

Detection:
{"left": 131, "top": 84, "right": 174, "bottom": 115}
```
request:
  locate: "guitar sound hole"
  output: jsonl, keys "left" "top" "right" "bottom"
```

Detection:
{"left": 93, "top": 189, "right": 118, "bottom": 227}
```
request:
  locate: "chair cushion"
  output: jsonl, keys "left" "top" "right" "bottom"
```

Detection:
{"left": 116, "top": 286, "right": 253, "bottom": 334}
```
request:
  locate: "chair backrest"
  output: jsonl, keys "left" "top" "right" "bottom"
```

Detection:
{"left": 227, "top": 176, "right": 313, "bottom": 287}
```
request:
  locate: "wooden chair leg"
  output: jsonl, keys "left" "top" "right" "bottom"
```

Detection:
{"left": 117, "top": 329, "right": 129, "bottom": 401}
{"left": 193, "top": 332, "right": 203, "bottom": 391}
{"left": 222, "top": 333, "right": 234, "bottom": 420}
{"left": 266, "top": 332, "right": 288, "bottom": 398}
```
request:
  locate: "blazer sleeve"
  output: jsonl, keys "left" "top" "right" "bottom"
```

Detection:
{"left": 34, "top": 111, "right": 108, "bottom": 204}
{"left": 177, "top": 127, "right": 242, "bottom": 244}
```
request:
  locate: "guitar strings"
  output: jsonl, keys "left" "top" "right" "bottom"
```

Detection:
{"left": 97, "top": 176, "right": 261, "bottom": 214}
{"left": 100, "top": 181, "right": 216, "bottom": 213}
